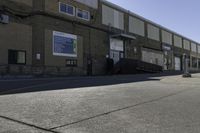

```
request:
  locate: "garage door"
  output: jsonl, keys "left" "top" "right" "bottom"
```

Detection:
{"left": 175, "top": 57, "right": 181, "bottom": 70}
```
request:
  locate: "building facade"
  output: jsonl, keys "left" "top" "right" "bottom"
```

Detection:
{"left": 0, "top": 0, "right": 200, "bottom": 76}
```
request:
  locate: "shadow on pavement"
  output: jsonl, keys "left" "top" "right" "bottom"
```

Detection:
{"left": 0, "top": 72, "right": 183, "bottom": 96}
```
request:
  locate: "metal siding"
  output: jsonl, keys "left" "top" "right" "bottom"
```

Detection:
{"left": 118, "top": 11, "right": 124, "bottom": 30}
{"left": 147, "top": 24, "right": 160, "bottom": 41}
{"left": 183, "top": 39, "right": 190, "bottom": 50}
{"left": 142, "top": 49, "right": 163, "bottom": 66}
{"left": 191, "top": 42, "right": 197, "bottom": 52}
{"left": 75, "top": 0, "right": 98, "bottom": 9}
{"left": 114, "top": 10, "right": 119, "bottom": 28}
{"left": 174, "top": 35, "right": 182, "bottom": 48}
{"left": 175, "top": 57, "right": 181, "bottom": 70}
{"left": 162, "top": 30, "right": 172, "bottom": 45}
{"left": 102, "top": 5, "right": 114, "bottom": 27}
{"left": 198, "top": 46, "right": 200, "bottom": 53}
{"left": 129, "top": 16, "right": 145, "bottom": 36}
{"left": 102, "top": 5, "right": 124, "bottom": 30}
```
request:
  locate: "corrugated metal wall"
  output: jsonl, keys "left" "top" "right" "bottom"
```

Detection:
{"left": 75, "top": 0, "right": 98, "bottom": 9}
{"left": 142, "top": 48, "right": 163, "bottom": 66}
{"left": 162, "top": 30, "right": 172, "bottom": 45}
{"left": 102, "top": 5, "right": 124, "bottom": 30}
{"left": 174, "top": 57, "right": 181, "bottom": 70}
{"left": 129, "top": 16, "right": 145, "bottom": 36}
{"left": 198, "top": 46, "right": 200, "bottom": 54}
{"left": 174, "top": 35, "right": 182, "bottom": 48}
{"left": 147, "top": 24, "right": 160, "bottom": 41}
{"left": 191, "top": 42, "right": 197, "bottom": 52}
{"left": 183, "top": 39, "right": 190, "bottom": 50}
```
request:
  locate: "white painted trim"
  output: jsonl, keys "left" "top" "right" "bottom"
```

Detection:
{"left": 59, "top": 2, "right": 76, "bottom": 17}
{"left": 76, "top": 8, "right": 90, "bottom": 21}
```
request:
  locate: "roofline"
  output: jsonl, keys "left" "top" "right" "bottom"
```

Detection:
{"left": 100, "top": 0, "right": 200, "bottom": 45}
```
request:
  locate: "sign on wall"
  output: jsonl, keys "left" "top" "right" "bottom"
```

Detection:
{"left": 110, "top": 38, "right": 124, "bottom": 51}
{"left": 75, "top": 0, "right": 98, "bottom": 9}
{"left": 53, "top": 31, "right": 77, "bottom": 57}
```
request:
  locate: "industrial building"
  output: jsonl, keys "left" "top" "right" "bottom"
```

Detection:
{"left": 0, "top": 0, "right": 200, "bottom": 76}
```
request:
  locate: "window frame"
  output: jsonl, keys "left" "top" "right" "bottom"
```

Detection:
{"left": 59, "top": 2, "right": 75, "bottom": 17}
{"left": 8, "top": 49, "right": 26, "bottom": 65}
{"left": 76, "top": 8, "right": 90, "bottom": 21}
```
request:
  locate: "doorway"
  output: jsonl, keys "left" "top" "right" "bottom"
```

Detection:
{"left": 110, "top": 38, "right": 124, "bottom": 64}
{"left": 110, "top": 50, "right": 124, "bottom": 64}
{"left": 175, "top": 56, "right": 181, "bottom": 70}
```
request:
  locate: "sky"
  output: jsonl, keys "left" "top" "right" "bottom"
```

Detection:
{"left": 107, "top": 0, "right": 200, "bottom": 43}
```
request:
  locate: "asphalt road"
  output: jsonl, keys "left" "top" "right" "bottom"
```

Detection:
{"left": 1, "top": 73, "right": 200, "bottom": 133}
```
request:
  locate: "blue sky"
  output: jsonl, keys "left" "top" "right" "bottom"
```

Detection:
{"left": 107, "top": 0, "right": 200, "bottom": 43}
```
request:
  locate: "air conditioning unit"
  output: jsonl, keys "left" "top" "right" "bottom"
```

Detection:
{"left": 0, "top": 14, "right": 9, "bottom": 24}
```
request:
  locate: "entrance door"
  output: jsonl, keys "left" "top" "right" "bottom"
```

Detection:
{"left": 110, "top": 50, "right": 124, "bottom": 64}
{"left": 175, "top": 57, "right": 181, "bottom": 70}
{"left": 110, "top": 38, "right": 124, "bottom": 64}
{"left": 163, "top": 51, "right": 173, "bottom": 70}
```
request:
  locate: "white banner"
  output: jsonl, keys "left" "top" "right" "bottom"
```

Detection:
{"left": 110, "top": 38, "right": 124, "bottom": 51}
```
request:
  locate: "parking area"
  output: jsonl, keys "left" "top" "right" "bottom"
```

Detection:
{"left": 1, "top": 73, "right": 200, "bottom": 133}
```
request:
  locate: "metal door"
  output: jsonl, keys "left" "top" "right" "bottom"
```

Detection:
{"left": 110, "top": 50, "right": 120, "bottom": 64}
{"left": 175, "top": 57, "right": 181, "bottom": 70}
{"left": 164, "top": 51, "right": 173, "bottom": 70}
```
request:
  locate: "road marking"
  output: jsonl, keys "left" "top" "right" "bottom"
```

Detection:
{"left": 0, "top": 115, "right": 60, "bottom": 133}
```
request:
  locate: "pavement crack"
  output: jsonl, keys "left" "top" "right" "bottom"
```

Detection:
{"left": 0, "top": 115, "right": 60, "bottom": 133}
{"left": 49, "top": 88, "right": 190, "bottom": 130}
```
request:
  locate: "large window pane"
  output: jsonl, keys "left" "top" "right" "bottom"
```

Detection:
{"left": 66, "top": 5, "right": 74, "bottom": 15}
{"left": 60, "top": 3, "right": 66, "bottom": 12}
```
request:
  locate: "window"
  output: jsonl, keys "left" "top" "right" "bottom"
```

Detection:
{"left": 59, "top": 3, "right": 75, "bottom": 16}
{"left": 8, "top": 50, "right": 26, "bottom": 65}
{"left": 76, "top": 8, "right": 90, "bottom": 21}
